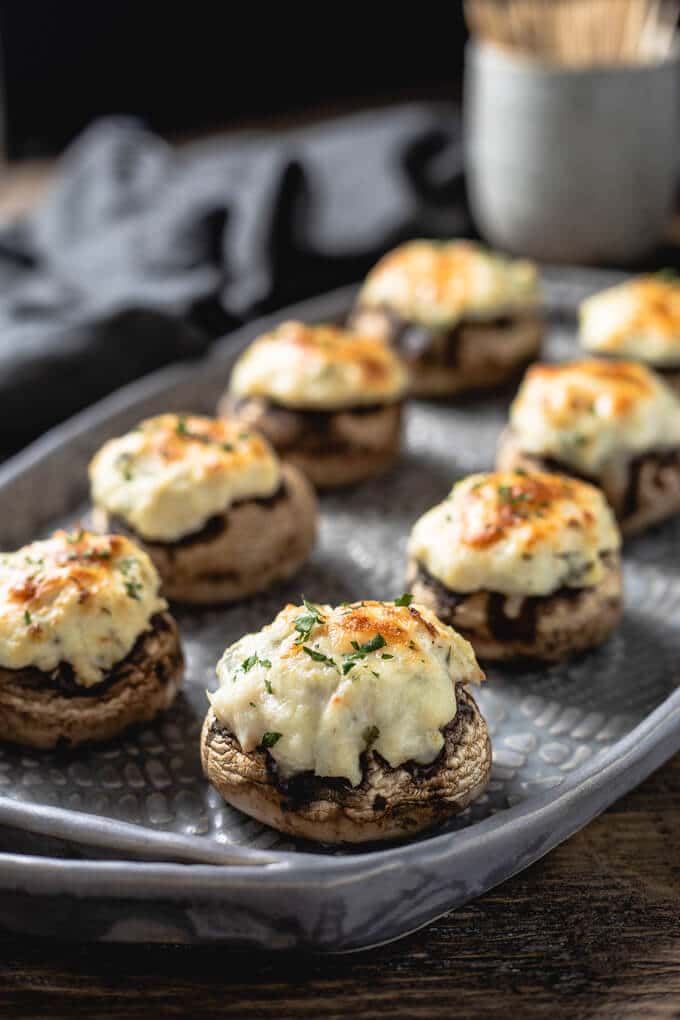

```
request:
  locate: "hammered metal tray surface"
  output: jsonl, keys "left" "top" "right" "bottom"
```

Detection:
{"left": 0, "top": 271, "right": 679, "bottom": 949}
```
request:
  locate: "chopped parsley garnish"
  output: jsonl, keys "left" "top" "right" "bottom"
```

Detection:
{"left": 67, "top": 528, "right": 85, "bottom": 544}
{"left": 124, "top": 579, "right": 143, "bottom": 600}
{"left": 341, "top": 633, "right": 386, "bottom": 675}
{"left": 24, "top": 609, "right": 31, "bottom": 625}
{"left": 175, "top": 416, "right": 188, "bottom": 436}
{"left": 353, "top": 634, "right": 387, "bottom": 654}
{"left": 221, "top": 443, "right": 234, "bottom": 452}
{"left": 294, "top": 597, "right": 325, "bottom": 643}
{"left": 381, "top": 653, "right": 394, "bottom": 660}
{"left": 241, "top": 653, "right": 272, "bottom": 674}
{"left": 259, "top": 731, "right": 282, "bottom": 750}
{"left": 249, "top": 701, "right": 256, "bottom": 709}
{"left": 118, "top": 556, "right": 143, "bottom": 599}
{"left": 302, "top": 645, "right": 335, "bottom": 667}
{"left": 394, "top": 593, "right": 413, "bottom": 607}
{"left": 238, "top": 432, "right": 250, "bottom": 440}
{"left": 69, "top": 548, "right": 112, "bottom": 562}
{"left": 264, "top": 677, "right": 273, "bottom": 694}
{"left": 116, "top": 452, "right": 134, "bottom": 481}
{"left": 363, "top": 725, "right": 380, "bottom": 748}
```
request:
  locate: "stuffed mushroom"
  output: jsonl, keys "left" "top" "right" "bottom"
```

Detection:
{"left": 497, "top": 359, "right": 680, "bottom": 536}
{"left": 89, "top": 413, "right": 317, "bottom": 604}
{"left": 0, "top": 529, "right": 183, "bottom": 749}
{"left": 580, "top": 273, "right": 680, "bottom": 391}
{"left": 349, "top": 239, "right": 542, "bottom": 398}
{"left": 201, "top": 598, "right": 490, "bottom": 843}
{"left": 407, "top": 471, "right": 622, "bottom": 663}
{"left": 218, "top": 321, "right": 408, "bottom": 488}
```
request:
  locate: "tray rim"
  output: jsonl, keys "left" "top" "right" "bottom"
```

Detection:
{"left": 0, "top": 282, "right": 679, "bottom": 939}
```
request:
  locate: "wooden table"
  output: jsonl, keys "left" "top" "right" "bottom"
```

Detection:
{"left": 1, "top": 154, "right": 679, "bottom": 1020}
{"left": 1, "top": 754, "right": 678, "bottom": 1018}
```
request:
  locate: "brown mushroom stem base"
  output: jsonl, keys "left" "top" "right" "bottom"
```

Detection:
{"left": 0, "top": 612, "right": 183, "bottom": 750}
{"left": 349, "top": 306, "right": 543, "bottom": 398}
{"left": 92, "top": 464, "right": 317, "bottom": 604}
{"left": 218, "top": 394, "right": 402, "bottom": 488}
{"left": 406, "top": 559, "right": 622, "bottom": 663}
{"left": 201, "top": 688, "right": 491, "bottom": 844}
{"left": 496, "top": 427, "right": 680, "bottom": 538}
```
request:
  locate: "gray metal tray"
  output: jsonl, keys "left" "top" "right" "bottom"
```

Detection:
{"left": 0, "top": 273, "right": 679, "bottom": 950}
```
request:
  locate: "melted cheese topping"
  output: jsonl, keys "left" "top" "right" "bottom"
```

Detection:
{"left": 0, "top": 530, "right": 166, "bottom": 687}
{"left": 580, "top": 275, "right": 680, "bottom": 366}
{"left": 229, "top": 321, "right": 408, "bottom": 410}
{"left": 358, "top": 239, "right": 539, "bottom": 327}
{"left": 509, "top": 359, "right": 680, "bottom": 474}
{"left": 210, "top": 599, "right": 483, "bottom": 786}
{"left": 89, "top": 414, "right": 281, "bottom": 542}
{"left": 409, "top": 471, "right": 620, "bottom": 597}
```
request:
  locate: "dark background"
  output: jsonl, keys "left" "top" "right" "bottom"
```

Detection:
{"left": 0, "top": 3, "right": 468, "bottom": 157}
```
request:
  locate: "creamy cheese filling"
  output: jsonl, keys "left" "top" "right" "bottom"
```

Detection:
{"left": 0, "top": 530, "right": 167, "bottom": 687}
{"left": 509, "top": 359, "right": 680, "bottom": 474}
{"left": 409, "top": 472, "right": 621, "bottom": 598}
{"left": 89, "top": 414, "right": 281, "bottom": 542}
{"left": 580, "top": 275, "right": 680, "bottom": 366}
{"left": 228, "top": 321, "right": 408, "bottom": 410}
{"left": 358, "top": 239, "right": 539, "bottom": 327}
{"left": 210, "top": 599, "right": 484, "bottom": 786}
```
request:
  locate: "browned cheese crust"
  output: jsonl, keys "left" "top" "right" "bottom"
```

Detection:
{"left": 349, "top": 306, "right": 543, "bottom": 398}
{"left": 0, "top": 611, "right": 183, "bottom": 750}
{"left": 406, "top": 556, "right": 622, "bottom": 663}
{"left": 200, "top": 687, "right": 491, "bottom": 844}
{"left": 92, "top": 463, "right": 318, "bottom": 604}
{"left": 218, "top": 394, "right": 402, "bottom": 488}
{"left": 496, "top": 426, "right": 680, "bottom": 537}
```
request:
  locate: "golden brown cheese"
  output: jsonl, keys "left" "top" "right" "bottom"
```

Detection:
{"left": 0, "top": 530, "right": 166, "bottom": 687}
{"left": 580, "top": 274, "right": 680, "bottom": 365}
{"left": 228, "top": 321, "right": 408, "bottom": 409}
{"left": 358, "top": 239, "right": 539, "bottom": 327}
{"left": 89, "top": 414, "right": 281, "bottom": 542}
{"left": 409, "top": 471, "right": 620, "bottom": 597}
{"left": 210, "top": 599, "right": 483, "bottom": 786}
{"left": 509, "top": 359, "right": 680, "bottom": 473}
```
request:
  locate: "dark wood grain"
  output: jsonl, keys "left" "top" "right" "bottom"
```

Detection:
{"left": 1, "top": 752, "right": 678, "bottom": 1020}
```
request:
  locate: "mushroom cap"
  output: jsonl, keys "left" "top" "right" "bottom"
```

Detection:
{"left": 93, "top": 463, "right": 318, "bottom": 603}
{"left": 218, "top": 394, "right": 402, "bottom": 488}
{"left": 350, "top": 306, "right": 542, "bottom": 398}
{"left": 497, "top": 426, "right": 680, "bottom": 538}
{"left": 407, "top": 555, "right": 622, "bottom": 663}
{"left": 0, "top": 611, "right": 183, "bottom": 750}
{"left": 201, "top": 687, "right": 491, "bottom": 844}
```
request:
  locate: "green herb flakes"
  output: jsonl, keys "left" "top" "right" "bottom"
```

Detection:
{"left": 259, "top": 731, "right": 282, "bottom": 750}
{"left": 294, "top": 597, "right": 325, "bottom": 643}
{"left": 302, "top": 646, "right": 335, "bottom": 667}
